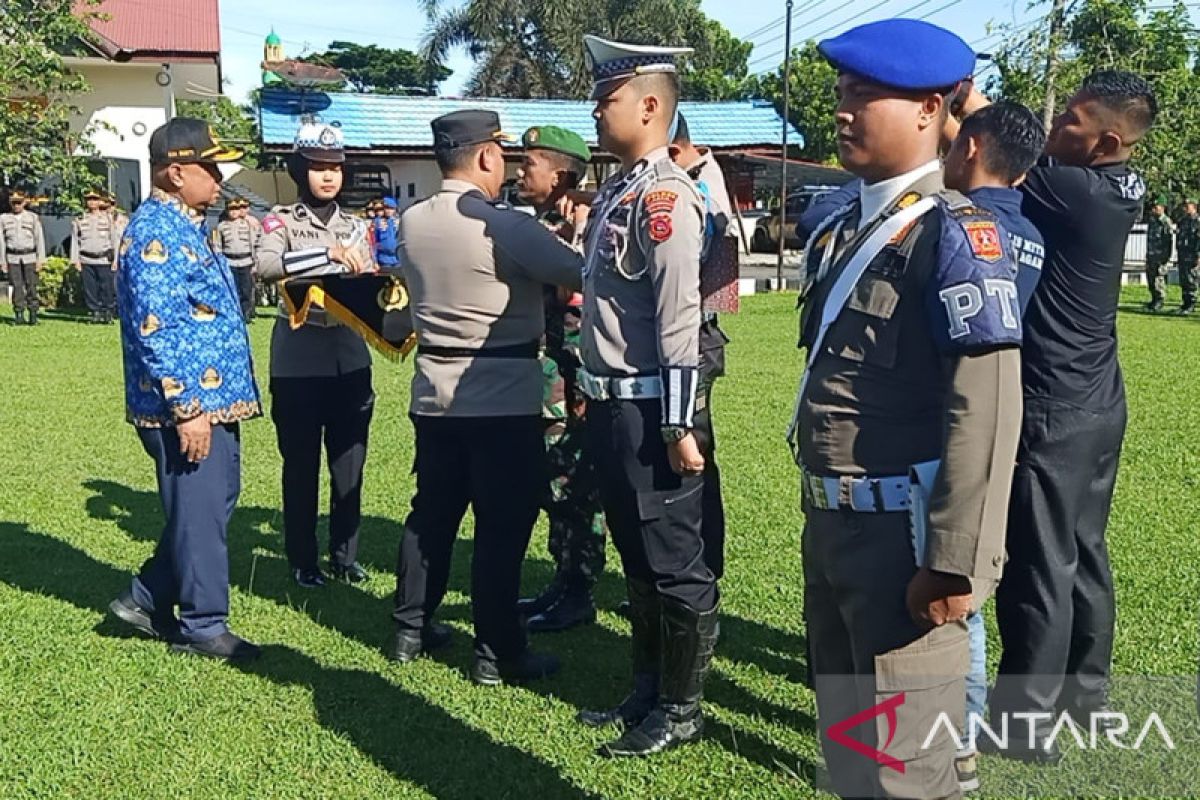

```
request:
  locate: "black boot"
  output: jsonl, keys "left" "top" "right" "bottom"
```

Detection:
{"left": 526, "top": 579, "right": 596, "bottom": 633}
{"left": 13, "top": 310, "right": 25, "bottom": 326}
{"left": 28, "top": 309, "right": 38, "bottom": 326}
{"left": 600, "top": 597, "right": 719, "bottom": 758}
{"left": 579, "top": 578, "right": 660, "bottom": 728}
{"left": 517, "top": 573, "right": 564, "bottom": 617}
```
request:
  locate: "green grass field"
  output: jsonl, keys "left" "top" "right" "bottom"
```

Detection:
{"left": 1, "top": 288, "right": 1199, "bottom": 799}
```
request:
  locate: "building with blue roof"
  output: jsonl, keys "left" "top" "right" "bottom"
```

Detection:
{"left": 242, "top": 87, "right": 847, "bottom": 212}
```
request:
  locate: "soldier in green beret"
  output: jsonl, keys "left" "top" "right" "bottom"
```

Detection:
{"left": 513, "top": 125, "right": 606, "bottom": 632}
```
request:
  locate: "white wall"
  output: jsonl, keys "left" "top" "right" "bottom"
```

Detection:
{"left": 65, "top": 59, "right": 221, "bottom": 200}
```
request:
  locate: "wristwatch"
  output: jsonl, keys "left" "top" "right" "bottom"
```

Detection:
{"left": 660, "top": 425, "right": 689, "bottom": 444}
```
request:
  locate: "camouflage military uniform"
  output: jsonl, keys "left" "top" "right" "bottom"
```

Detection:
{"left": 1145, "top": 211, "right": 1175, "bottom": 308}
{"left": 539, "top": 210, "right": 606, "bottom": 588}
{"left": 1176, "top": 211, "right": 1199, "bottom": 310}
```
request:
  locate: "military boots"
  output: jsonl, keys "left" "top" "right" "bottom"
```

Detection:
{"left": 579, "top": 578, "right": 661, "bottom": 729}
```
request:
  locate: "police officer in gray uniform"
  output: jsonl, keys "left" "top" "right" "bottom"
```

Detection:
{"left": 390, "top": 109, "right": 583, "bottom": 685}
{"left": 257, "top": 123, "right": 377, "bottom": 589}
{"left": 214, "top": 197, "right": 260, "bottom": 321}
{"left": 1, "top": 191, "right": 46, "bottom": 325}
{"left": 71, "top": 188, "right": 120, "bottom": 324}
{"left": 573, "top": 36, "right": 719, "bottom": 759}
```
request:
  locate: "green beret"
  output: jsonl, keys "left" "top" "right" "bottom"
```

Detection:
{"left": 522, "top": 126, "right": 591, "bottom": 162}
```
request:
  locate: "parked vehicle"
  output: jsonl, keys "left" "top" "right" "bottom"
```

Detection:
{"left": 752, "top": 185, "right": 841, "bottom": 252}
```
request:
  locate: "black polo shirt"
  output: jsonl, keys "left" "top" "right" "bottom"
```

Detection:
{"left": 1019, "top": 157, "right": 1146, "bottom": 411}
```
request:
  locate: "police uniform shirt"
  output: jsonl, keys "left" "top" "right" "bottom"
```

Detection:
{"left": 256, "top": 202, "right": 372, "bottom": 378}
{"left": 967, "top": 186, "right": 1045, "bottom": 313}
{"left": 214, "top": 216, "right": 260, "bottom": 268}
{"left": 400, "top": 178, "right": 583, "bottom": 418}
{"left": 687, "top": 149, "right": 734, "bottom": 239}
{"left": 71, "top": 210, "right": 118, "bottom": 265}
{"left": 1018, "top": 157, "right": 1145, "bottom": 411}
{"left": 581, "top": 147, "right": 706, "bottom": 426}
{"left": 0, "top": 209, "right": 46, "bottom": 265}
{"left": 798, "top": 165, "right": 1022, "bottom": 579}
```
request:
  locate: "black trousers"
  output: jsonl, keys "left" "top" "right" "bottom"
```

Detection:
{"left": 697, "top": 318, "right": 728, "bottom": 580}
{"left": 270, "top": 368, "right": 374, "bottom": 571}
{"left": 393, "top": 413, "right": 545, "bottom": 661}
{"left": 993, "top": 395, "right": 1127, "bottom": 719}
{"left": 231, "top": 265, "right": 255, "bottom": 320}
{"left": 7, "top": 263, "right": 38, "bottom": 312}
{"left": 81, "top": 263, "right": 115, "bottom": 314}
{"left": 587, "top": 398, "right": 718, "bottom": 613}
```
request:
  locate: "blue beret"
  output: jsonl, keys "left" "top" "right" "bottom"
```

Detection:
{"left": 819, "top": 19, "right": 975, "bottom": 92}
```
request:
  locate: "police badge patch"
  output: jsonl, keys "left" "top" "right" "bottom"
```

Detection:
{"left": 645, "top": 190, "right": 677, "bottom": 243}
{"left": 962, "top": 221, "right": 1003, "bottom": 263}
{"left": 262, "top": 214, "right": 285, "bottom": 234}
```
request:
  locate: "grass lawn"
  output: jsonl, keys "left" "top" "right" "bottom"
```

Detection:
{"left": 1, "top": 288, "right": 1199, "bottom": 799}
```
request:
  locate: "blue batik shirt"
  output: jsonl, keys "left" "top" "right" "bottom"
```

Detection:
{"left": 117, "top": 189, "right": 262, "bottom": 427}
{"left": 967, "top": 186, "right": 1045, "bottom": 314}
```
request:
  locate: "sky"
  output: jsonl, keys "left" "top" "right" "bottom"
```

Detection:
{"left": 217, "top": 0, "right": 1045, "bottom": 103}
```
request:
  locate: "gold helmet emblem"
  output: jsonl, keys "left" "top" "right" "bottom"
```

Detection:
{"left": 161, "top": 377, "right": 185, "bottom": 399}
{"left": 200, "top": 367, "right": 222, "bottom": 390}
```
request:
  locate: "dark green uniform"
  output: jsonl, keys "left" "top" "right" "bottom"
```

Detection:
{"left": 539, "top": 213, "right": 607, "bottom": 588}
{"left": 1175, "top": 211, "right": 1199, "bottom": 311}
{"left": 1145, "top": 211, "right": 1175, "bottom": 308}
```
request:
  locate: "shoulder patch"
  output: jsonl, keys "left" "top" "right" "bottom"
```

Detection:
{"left": 262, "top": 214, "right": 285, "bottom": 234}
{"left": 961, "top": 220, "right": 1004, "bottom": 263}
{"left": 644, "top": 190, "right": 678, "bottom": 215}
{"left": 648, "top": 213, "right": 673, "bottom": 243}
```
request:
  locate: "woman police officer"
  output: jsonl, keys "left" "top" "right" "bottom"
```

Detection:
{"left": 256, "top": 122, "right": 377, "bottom": 588}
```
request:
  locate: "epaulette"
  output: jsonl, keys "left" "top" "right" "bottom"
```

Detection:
{"left": 936, "top": 189, "right": 1000, "bottom": 223}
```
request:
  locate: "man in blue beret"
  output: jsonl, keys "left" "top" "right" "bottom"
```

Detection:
{"left": 788, "top": 19, "right": 1023, "bottom": 798}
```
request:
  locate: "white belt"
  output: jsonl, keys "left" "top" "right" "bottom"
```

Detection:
{"left": 801, "top": 467, "right": 911, "bottom": 513}
{"left": 578, "top": 368, "right": 662, "bottom": 401}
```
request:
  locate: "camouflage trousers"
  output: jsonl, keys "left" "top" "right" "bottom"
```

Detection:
{"left": 541, "top": 350, "right": 606, "bottom": 589}
{"left": 544, "top": 418, "right": 606, "bottom": 588}
{"left": 1146, "top": 254, "right": 1170, "bottom": 304}
{"left": 1179, "top": 253, "right": 1199, "bottom": 305}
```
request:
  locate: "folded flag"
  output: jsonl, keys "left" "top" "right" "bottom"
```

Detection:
{"left": 281, "top": 272, "right": 417, "bottom": 360}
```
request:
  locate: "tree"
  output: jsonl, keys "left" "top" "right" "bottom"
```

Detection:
{"left": 418, "top": 0, "right": 752, "bottom": 100}
{"left": 748, "top": 42, "right": 839, "bottom": 164}
{"left": 177, "top": 96, "right": 262, "bottom": 165}
{"left": 989, "top": 0, "right": 1200, "bottom": 201}
{"left": 0, "top": 0, "right": 106, "bottom": 211}
{"left": 299, "top": 41, "right": 451, "bottom": 95}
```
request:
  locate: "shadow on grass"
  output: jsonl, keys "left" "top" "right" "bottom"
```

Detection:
{"left": 0, "top": 521, "right": 598, "bottom": 800}
{"left": 79, "top": 478, "right": 816, "bottom": 777}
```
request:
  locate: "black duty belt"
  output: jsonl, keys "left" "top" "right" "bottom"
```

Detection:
{"left": 81, "top": 250, "right": 113, "bottom": 259}
{"left": 225, "top": 252, "right": 253, "bottom": 259}
{"left": 417, "top": 340, "right": 540, "bottom": 359}
{"left": 7, "top": 248, "right": 34, "bottom": 256}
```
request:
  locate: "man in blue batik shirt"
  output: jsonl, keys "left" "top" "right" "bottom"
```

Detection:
{"left": 107, "top": 118, "right": 264, "bottom": 662}
{"left": 373, "top": 197, "right": 400, "bottom": 267}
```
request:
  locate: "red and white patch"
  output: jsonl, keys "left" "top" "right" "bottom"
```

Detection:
{"left": 644, "top": 190, "right": 678, "bottom": 216}
{"left": 262, "top": 214, "right": 285, "bottom": 234}
{"left": 962, "top": 221, "right": 1003, "bottom": 263}
{"left": 648, "top": 212, "right": 673, "bottom": 243}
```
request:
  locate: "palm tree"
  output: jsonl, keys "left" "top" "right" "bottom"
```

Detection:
{"left": 418, "top": 0, "right": 735, "bottom": 99}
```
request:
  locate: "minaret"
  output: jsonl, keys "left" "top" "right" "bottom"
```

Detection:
{"left": 263, "top": 28, "right": 284, "bottom": 85}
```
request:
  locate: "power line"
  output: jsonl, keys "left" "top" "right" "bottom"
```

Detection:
{"left": 740, "top": 15, "right": 786, "bottom": 42}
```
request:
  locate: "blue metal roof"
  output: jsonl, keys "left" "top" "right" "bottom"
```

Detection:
{"left": 258, "top": 88, "right": 801, "bottom": 151}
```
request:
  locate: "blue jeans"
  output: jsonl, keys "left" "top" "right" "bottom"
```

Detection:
{"left": 966, "top": 610, "right": 987, "bottom": 739}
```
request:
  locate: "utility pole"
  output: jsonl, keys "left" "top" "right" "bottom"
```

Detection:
{"left": 1041, "top": 0, "right": 1068, "bottom": 129}
{"left": 776, "top": 0, "right": 794, "bottom": 290}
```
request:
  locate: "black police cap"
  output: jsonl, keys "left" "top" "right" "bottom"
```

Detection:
{"left": 430, "top": 110, "right": 515, "bottom": 151}
{"left": 149, "top": 117, "right": 243, "bottom": 165}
